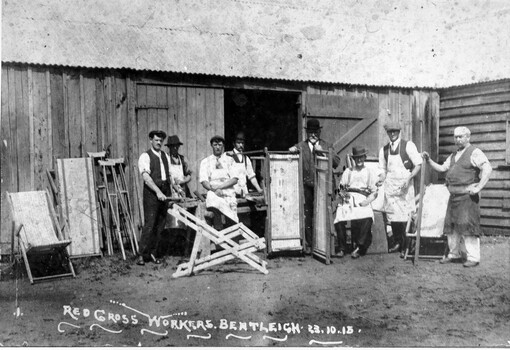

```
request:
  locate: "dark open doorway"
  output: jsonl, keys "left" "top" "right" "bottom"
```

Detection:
{"left": 224, "top": 89, "right": 300, "bottom": 152}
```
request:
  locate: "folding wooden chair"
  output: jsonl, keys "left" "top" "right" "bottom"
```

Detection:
{"left": 404, "top": 184, "right": 450, "bottom": 260}
{"left": 169, "top": 204, "right": 268, "bottom": 278}
{"left": 7, "top": 190, "right": 76, "bottom": 284}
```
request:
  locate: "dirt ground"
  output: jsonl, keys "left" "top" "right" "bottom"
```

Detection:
{"left": 1, "top": 236, "right": 509, "bottom": 348}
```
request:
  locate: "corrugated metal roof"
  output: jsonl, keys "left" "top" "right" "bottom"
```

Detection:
{"left": 2, "top": 0, "right": 510, "bottom": 88}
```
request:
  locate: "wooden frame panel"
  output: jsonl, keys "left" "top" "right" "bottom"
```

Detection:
{"left": 312, "top": 149, "right": 333, "bottom": 264}
{"left": 265, "top": 151, "right": 303, "bottom": 253}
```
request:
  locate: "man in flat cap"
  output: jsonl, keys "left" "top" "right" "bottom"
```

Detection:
{"left": 199, "top": 135, "right": 239, "bottom": 215}
{"left": 227, "top": 131, "right": 263, "bottom": 197}
{"left": 136, "top": 130, "right": 172, "bottom": 265}
{"left": 423, "top": 126, "right": 492, "bottom": 267}
{"left": 289, "top": 118, "right": 340, "bottom": 255}
{"left": 377, "top": 120, "right": 422, "bottom": 257}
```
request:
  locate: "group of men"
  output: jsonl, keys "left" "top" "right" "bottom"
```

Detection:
{"left": 135, "top": 117, "right": 492, "bottom": 269}
{"left": 290, "top": 118, "right": 492, "bottom": 268}
{"left": 135, "top": 130, "right": 262, "bottom": 266}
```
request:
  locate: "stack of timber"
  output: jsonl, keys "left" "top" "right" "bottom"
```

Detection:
{"left": 88, "top": 153, "right": 139, "bottom": 260}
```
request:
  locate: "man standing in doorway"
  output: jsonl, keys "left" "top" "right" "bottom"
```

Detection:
{"left": 423, "top": 126, "right": 492, "bottom": 267}
{"left": 377, "top": 121, "right": 422, "bottom": 258}
{"left": 166, "top": 135, "right": 192, "bottom": 198}
{"left": 289, "top": 118, "right": 340, "bottom": 255}
{"left": 227, "top": 131, "right": 263, "bottom": 197}
{"left": 136, "top": 130, "right": 172, "bottom": 266}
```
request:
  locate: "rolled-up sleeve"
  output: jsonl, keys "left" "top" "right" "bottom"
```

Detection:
{"left": 406, "top": 141, "right": 423, "bottom": 166}
{"left": 378, "top": 147, "right": 387, "bottom": 172}
{"left": 199, "top": 158, "right": 210, "bottom": 184}
{"left": 246, "top": 157, "right": 256, "bottom": 180}
{"left": 138, "top": 153, "right": 150, "bottom": 175}
{"left": 471, "top": 148, "right": 490, "bottom": 169}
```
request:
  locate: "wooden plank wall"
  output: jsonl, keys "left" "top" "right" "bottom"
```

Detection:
{"left": 0, "top": 63, "right": 442, "bottom": 252}
{"left": 439, "top": 79, "right": 510, "bottom": 236}
{"left": 304, "top": 85, "right": 440, "bottom": 183}
{"left": 1, "top": 65, "right": 130, "bottom": 252}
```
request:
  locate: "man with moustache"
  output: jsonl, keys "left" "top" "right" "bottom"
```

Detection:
{"left": 422, "top": 126, "right": 492, "bottom": 267}
{"left": 136, "top": 130, "right": 172, "bottom": 265}
{"left": 289, "top": 119, "right": 340, "bottom": 255}
{"left": 226, "top": 131, "right": 263, "bottom": 197}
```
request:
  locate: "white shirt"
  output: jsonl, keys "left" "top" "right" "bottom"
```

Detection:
{"left": 138, "top": 149, "right": 172, "bottom": 181}
{"left": 232, "top": 149, "right": 256, "bottom": 180}
{"left": 199, "top": 153, "right": 237, "bottom": 184}
{"left": 340, "top": 167, "right": 377, "bottom": 192}
{"left": 378, "top": 137, "right": 423, "bottom": 172}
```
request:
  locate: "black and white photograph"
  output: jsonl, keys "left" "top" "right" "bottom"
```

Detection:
{"left": 1, "top": 0, "right": 509, "bottom": 347}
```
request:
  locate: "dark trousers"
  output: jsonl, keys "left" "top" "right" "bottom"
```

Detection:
{"left": 139, "top": 187, "right": 170, "bottom": 259}
{"left": 335, "top": 218, "right": 373, "bottom": 255}
{"left": 303, "top": 185, "right": 314, "bottom": 248}
{"left": 389, "top": 221, "right": 407, "bottom": 252}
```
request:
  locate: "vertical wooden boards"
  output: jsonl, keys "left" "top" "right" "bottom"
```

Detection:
{"left": 1, "top": 67, "right": 14, "bottom": 252}
{"left": 57, "top": 158, "right": 101, "bottom": 257}
{"left": 51, "top": 69, "right": 66, "bottom": 161}
{"left": 83, "top": 72, "right": 98, "bottom": 154}
{"left": 312, "top": 154, "right": 330, "bottom": 263}
{"left": 266, "top": 153, "right": 302, "bottom": 252}
{"left": 32, "top": 68, "right": 51, "bottom": 191}
{"left": 67, "top": 73, "right": 82, "bottom": 158}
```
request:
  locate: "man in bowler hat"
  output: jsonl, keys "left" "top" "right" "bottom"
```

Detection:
{"left": 289, "top": 118, "right": 340, "bottom": 255}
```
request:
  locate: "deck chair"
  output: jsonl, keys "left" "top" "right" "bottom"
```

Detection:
{"left": 404, "top": 184, "right": 450, "bottom": 260}
{"left": 7, "top": 190, "right": 76, "bottom": 284}
{"left": 169, "top": 204, "right": 268, "bottom": 278}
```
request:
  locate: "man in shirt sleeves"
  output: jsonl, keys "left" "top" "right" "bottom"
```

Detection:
{"left": 377, "top": 121, "right": 422, "bottom": 258}
{"left": 136, "top": 130, "right": 173, "bottom": 266}
{"left": 423, "top": 126, "right": 492, "bottom": 268}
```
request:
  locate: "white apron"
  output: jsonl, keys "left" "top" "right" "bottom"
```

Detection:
{"left": 208, "top": 165, "right": 238, "bottom": 219}
{"left": 169, "top": 159, "right": 185, "bottom": 197}
{"left": 231, "top": 161, "right": 248, "bottom": 197}
{"left": 334, "top": 192, "right": 374, "bottom": 223}
{"left": 383, "top": 153, "right": 416, "bottom": 222}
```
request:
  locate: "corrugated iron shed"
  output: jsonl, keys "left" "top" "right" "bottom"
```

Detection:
{"left": 2, "top": 0, "right": 510, "bottom": 88}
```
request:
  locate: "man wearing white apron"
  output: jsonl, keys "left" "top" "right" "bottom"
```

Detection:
{"left": 334, "top": 146, "right": 379, "bottom": 259}
{"left": 378, "top": 121, "right": 422, "bottom": 257}
{"left": 166, "top": 135, "right": 192, "bottom": 198}
{"left": 227, "top": 131, "right": 263, "bottom": 197}
{"left": 199, "top": 135, "right": 239, "bottom": 221}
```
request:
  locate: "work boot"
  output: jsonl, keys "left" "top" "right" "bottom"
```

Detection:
{"left": 463, "top": 261, "right": 479, "bottom": 268}
{"left": 351, "top": 248, "right": 360, "bottom": 259}
{"left": 439, "top": 257, "right": 462, "bottom": 264}
{"left": 136, "top": 255, "right": 145, "bottom": 266}
{"left": 388, "top": 244, "right": 400, "bottom": 253}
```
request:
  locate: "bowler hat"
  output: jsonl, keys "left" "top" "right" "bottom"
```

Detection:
{"left": 210, "top": 135, "right": 225, "bottom": 144}
{"left": 234, "top": 132, "right": 245, "bottom": 142}
{"left": 305, "top": 118, "right": 322, "bottom": 131}
{"left": 351, "top": 146, "right": 367, "bottom": 158}
{"left": 166, "top": 135, "right": 183, "bottom": 146}
{"left": 384, "top": 120, "right": 401, "bottom": 131}
{"left": 149, "top": 130, "right": 167, "bottom": 139}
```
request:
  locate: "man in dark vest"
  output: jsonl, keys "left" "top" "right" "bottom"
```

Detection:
{"left": 136, "top": 130, "right": 173, "bottom": 266}
{"left": 289, "top": 118, "right": 340, "bottom": 255}
{"left": 377, "top": 120, "right": 422, "bottom": 257}
{"left": 423, "top": 126, "right": 492, "bottom": 267}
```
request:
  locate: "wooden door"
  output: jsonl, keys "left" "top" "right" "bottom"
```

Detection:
{"left": 305, "top": 94, "right": 379, "bottom": 169}
{"left": 134, "top": 84, "right": 224, "bottom": 195}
